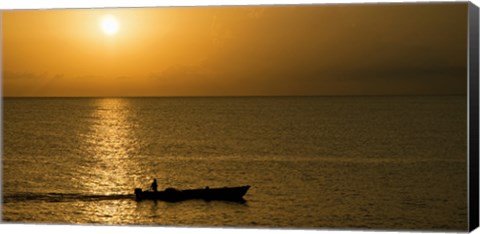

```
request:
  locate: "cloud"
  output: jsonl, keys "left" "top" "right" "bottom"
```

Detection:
{"left": 3, "top": 71, "right": 45, "bottom": 80}
{"left": 3, "top": 71, "right": 65, "bottom": 80}
{"left": 3, "top": 71, "right": 67, "bottom": 96}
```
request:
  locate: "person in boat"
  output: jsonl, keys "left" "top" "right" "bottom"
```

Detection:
{"left": 151, "top": 178, "right": 158, "bottom": 192}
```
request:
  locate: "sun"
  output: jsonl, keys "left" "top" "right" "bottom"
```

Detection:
{"left": 101, "top": 15, "right": 119, "bottom": 35}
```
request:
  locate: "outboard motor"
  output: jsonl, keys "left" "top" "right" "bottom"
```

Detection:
{"left": 134, "top": 188, "right": 143, "bottom": 201}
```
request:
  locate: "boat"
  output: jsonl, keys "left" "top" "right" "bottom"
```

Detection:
{"left": 134, "top": 185, "right": 250, "bottom": 202}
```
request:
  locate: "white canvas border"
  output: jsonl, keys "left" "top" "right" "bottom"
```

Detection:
{"left": 0, "top": 0, "right": 478, "bottom": 234}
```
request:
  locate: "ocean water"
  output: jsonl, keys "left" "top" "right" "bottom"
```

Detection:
{"left": 1, "top": 96, "right": 468, "bottom": 230}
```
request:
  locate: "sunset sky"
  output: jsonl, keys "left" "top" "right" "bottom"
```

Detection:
{"left": 2, "top": 3, "right": 468, "bottom": 97}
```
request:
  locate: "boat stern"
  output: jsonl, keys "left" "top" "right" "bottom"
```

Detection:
{"left": 134, "top": 188, "right": 143, "bottom": 201}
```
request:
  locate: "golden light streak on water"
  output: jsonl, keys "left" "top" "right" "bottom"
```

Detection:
{"left": 79, "top": 99, "right": 141, "bottom": 193}
{"left": 74, "top": 99, "right": 142, "bottom": 223}
{"left": 92, "top": 99, "right": 142, "bottom": 192}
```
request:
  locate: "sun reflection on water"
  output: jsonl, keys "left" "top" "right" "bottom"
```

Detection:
{"left": 79, "top": 98, "right": 141, "bottom": 195}
{"left": 72, "top": 98, "right": 147, "bottom": 223}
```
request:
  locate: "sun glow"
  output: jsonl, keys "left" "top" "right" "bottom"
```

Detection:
{"left": 101, "top": 15, "right": 119, "bottom": 35}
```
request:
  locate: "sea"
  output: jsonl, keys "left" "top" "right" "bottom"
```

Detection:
{"left": 1, "top": 96, "right": 468, "bottom": 231}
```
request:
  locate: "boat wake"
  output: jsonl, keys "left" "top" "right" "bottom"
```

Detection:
{"left": 2, "top": 192, "right": 135, "bottom": 203}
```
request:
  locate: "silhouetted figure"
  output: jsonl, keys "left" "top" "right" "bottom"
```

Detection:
{"left": 151, "top": 178, "right": 158, "bottom": 192}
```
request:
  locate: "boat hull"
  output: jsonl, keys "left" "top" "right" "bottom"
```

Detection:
{"left": 134, "top": 185, "right": 250, "bottom": 202}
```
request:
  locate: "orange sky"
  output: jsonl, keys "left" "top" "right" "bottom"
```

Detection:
{"left": 2, "top": 3, "right": 468, "bottom": 97}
